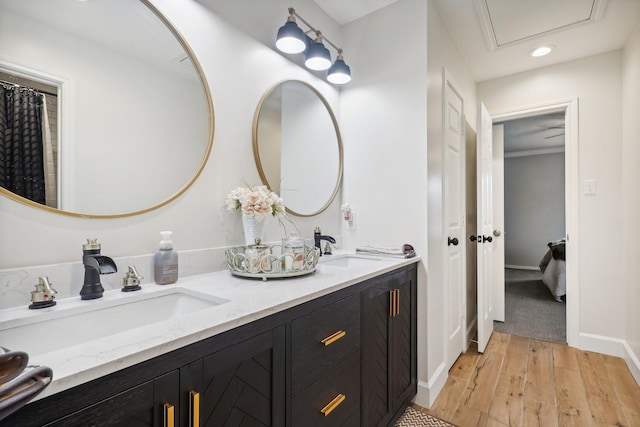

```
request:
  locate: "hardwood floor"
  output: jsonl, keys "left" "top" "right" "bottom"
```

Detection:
{"left": 421, "top": 332, "right": 640, "bottom": 426}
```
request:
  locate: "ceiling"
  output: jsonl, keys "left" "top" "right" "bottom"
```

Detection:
{"left": 314, "top": 0, "right": 640, "bottom": 152}
{"left": 497, "top": 113, "right": 566, "bottom": 154}
{"left": 313, "top": 0, "right": 401, "bottom": 25}
{"left": 315, "top": 0, "right": 640, "bottom": 82}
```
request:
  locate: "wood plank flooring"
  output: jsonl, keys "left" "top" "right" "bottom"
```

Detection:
{"left": 421, "top": 332, "right": 640, "bottom": 426}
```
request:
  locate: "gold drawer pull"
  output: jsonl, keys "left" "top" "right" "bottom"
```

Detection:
{"left": 320, "top": 393, "right": 346, "bottom": 416}
{"left": 390, "top": 290, "right": 395, "bottom": 317}
{"left": 164, "top": 403, "right": 175, "bottom": 427}
{"left": 189, "top": 391, "right": 200, "bottom": 427}
{"left": 321, "top": 330, "right": 346, "bottom": 346}
{"left": 390, "top": 289, "right": 399, "bottom": 317}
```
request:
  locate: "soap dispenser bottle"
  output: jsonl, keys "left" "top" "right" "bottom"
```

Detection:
{"left": 154, "top": 231, "right": 178, "bottom": 285}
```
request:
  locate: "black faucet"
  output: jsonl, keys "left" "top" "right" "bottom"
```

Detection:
{"left": 314, "top": 227, "right": 336, "bottom": 256}
{"left": 80, "top": 238, "right": 117, "bottom": 300}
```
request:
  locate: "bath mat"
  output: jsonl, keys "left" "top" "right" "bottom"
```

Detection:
{"left": 395, "top": 406, "right": 455, "bottom": 427}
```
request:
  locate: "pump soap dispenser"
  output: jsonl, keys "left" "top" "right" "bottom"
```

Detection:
{"left": 154, "top": 231, "right": 178, "bottom": 285}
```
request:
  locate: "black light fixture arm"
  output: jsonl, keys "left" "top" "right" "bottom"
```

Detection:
{"left": 288, "top": 8, "right": 343, "bottom": 54}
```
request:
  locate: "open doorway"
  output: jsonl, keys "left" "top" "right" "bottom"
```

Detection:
{"left": 493, "top": 112, "right": 567, "bottom": 343}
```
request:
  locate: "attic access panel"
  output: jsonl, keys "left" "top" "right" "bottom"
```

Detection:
{"left": 481, "top": 0, "right": 602, "bottom": 48}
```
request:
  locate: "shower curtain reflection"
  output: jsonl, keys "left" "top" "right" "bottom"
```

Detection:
{"left": 0, "top": 83, "right": 53, "bottom": 206}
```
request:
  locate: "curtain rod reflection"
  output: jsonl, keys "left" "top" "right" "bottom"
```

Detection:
{"left": 0, "top": 79, "right": 55, "bottom": 96}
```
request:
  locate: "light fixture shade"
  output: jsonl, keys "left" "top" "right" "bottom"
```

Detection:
{"left": 305, "top": 41, "right": 331, "bottom": 71}
{"left": 276, "top": 20, "right": 306, "bottom": 54}
{"left": 327, "top": 58, "right": 351, "bottom": 84}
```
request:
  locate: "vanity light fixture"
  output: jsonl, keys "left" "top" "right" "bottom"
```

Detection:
{"left": 276, "top": 7, "right": 352, "bottom": 84}
{"left": 531, "top": 45, "right": 554, "bottom": 57}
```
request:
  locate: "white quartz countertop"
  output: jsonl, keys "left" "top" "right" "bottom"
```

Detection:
{"left": 0, "top": 253, "right": 420, "bottom": 401}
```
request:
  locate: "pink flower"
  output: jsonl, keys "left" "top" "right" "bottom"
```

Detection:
{"left": 226, "top": 184, "right": 286, "bottom": 219}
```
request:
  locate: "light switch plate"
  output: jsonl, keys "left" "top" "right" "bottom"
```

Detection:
{"left": 584, "top": 179, "right": 596, "bottom": 195}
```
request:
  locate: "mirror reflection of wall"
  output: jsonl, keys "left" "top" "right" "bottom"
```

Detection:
{"left": 254, "top": 80, "right": 342, "bottom": 217}
{"left": 0, "top": 0, "right": 212, "bottom": 217}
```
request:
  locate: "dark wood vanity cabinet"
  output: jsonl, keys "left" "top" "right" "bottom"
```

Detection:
{"left": 6, "top": 327, "right": 286, "bottom": 427}
{"left": 6, "top": 264, "right": 417, "bottom": 427}
{"left": 361, "top": 267, "right": 417, "bottom": 427}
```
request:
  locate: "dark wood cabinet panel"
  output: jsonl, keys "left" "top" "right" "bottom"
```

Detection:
{"left": 291, "top": 351, "right": 360, "bottom": 427}
{"left": 390, "top": 275, "right": 417, "bottom": 414}
{"left": 290, "top": 293, "right": 360, "bottom": 396}
{"left": 42, "top": 380, "right": 155, "bottom": 427}
{"left": 361, "top": 278, "right": 393, "bottom": 427}
{"left": 200, "top": 328, "right": 285, "bottom": 427}
{"left": 361, "top": 267, "right": 417, "bottom": 427}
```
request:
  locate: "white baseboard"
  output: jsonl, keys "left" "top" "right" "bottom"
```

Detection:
{"left": 577, "top": 332, "right": 627, "bottom": 357}
{"left": 622, "top": 341, "right": 640, "bottom": 387}
{"left": 413, "top": 362, "right": 448, "bottom": 408}
{"left": 576, "top": 332, "right": 640, "bottom": 387}
{"left": 505, "top": 264, "right": 539, "bottom": 271}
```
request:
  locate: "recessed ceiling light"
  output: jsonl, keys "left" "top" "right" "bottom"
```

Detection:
{"left": 531, "top": 46, "right": 554, "bottom": 57}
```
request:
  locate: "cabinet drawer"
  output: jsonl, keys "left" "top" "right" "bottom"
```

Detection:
{"left": 291, "top": 294, "right": 361, "bottom": 395}
{"left": 291, "top": 351, "right": 360, "bottom": 427}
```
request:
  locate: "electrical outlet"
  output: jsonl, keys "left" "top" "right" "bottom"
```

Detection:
{"left": 341, "top": 204, "right": 355, "bottom": 230}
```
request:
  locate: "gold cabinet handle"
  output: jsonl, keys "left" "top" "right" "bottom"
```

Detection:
{"left": 389, "top": 289, "right": 401, "bottom": 317}
{"left": 321, "top": 330, "right": 346, "bottom": 346}
{"left": 164, "top": 403, "right": 175, "bottom": 427}
{"left": 189, "top": 391, "right": 200, "bottom": 427}
{"left": 320, "top": 393, "right": 346, "bottom": 416}
{"left": 390, "top": 290, "right": 396, "bottom": 317}
{"left": 390, "top": 289, "right": 400, "bottom": 317}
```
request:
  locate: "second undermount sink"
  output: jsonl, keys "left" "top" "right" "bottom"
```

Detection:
{"left": 0, "top": 288, "right": 228, "bottom": 357}
{"left": 318, "top": 254, "right": 386, "bottom": 268}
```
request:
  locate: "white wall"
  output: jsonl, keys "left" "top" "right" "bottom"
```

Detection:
{"left": 423, "top": 0, "right": 478, "bottom": 406}
{"left": 478, "top": 51, "right": 625, "bottom": 346}
{"left": 623, "top": 18, "right": 640, "bottom": 381}
{"left": 0, "top": 0, "right": 341, "bottom": 271}
{"left": 339, "top": 0, "right": 431, "bottom": 405}
{"left": 504, "top": 152, "right": 565, "bottom": 268}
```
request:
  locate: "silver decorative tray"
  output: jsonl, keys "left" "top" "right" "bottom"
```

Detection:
{"left": 225, "top": 243, "right": 320, "bottom": 280}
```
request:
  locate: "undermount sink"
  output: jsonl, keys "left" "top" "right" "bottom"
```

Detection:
{"left": 0, "top": 288, "right": 228, "bottom": 357}
{"left": 318, "top": 254, "right": 385, "bottom": 268}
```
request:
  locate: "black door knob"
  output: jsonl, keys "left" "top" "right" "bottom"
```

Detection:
{"left": 482, "top": 235, "right": 493, "bottom": 243}
{"left": 470, "top": 235, "right": 478, "bottom": 242}
{"left": 448, "top": 237, "right": 459, "bottom": 246}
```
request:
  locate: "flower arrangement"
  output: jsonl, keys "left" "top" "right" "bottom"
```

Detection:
{"left": 225, "top": 184, "right": 285, "bottom": 220}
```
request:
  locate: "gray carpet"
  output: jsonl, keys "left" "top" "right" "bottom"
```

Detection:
{"left": 493, "top": 268, "right": 566, "bottom": 343}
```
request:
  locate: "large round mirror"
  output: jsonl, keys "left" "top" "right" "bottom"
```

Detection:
{"left": 0, "top": 0, "right": 212, "bottom": 217}
{"left": 253, "top": 80, "right": 342, "bottom": 217}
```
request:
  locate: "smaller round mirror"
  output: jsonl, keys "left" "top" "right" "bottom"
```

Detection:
{"left": 253, "top": 81, "right": 343, "bottom": 216}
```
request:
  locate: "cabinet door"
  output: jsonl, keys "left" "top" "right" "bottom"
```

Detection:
{"left": 389, "top": 271, "right": 417, "bottom": 418}
{"left": 198, "top": 327, "right": 285, "bottom": 427}
{"left": 361, "top": 278, "right": 392, "bottom": 427}
{"left": 361, "top": 267, "right": 417, "bottom": 427}
{"left": 180, "top": 359, "right": 203, "bottom": 427}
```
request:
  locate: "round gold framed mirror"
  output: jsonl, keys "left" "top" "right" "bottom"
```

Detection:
{"left": 253, "top": 80, "right": 343, "bottom": 217}
{"left": 0, "top": 0, "right": 213, "bottom": 218}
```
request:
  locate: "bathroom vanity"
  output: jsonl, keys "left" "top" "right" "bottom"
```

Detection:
{"left": 3, "top": 255, "right": 418, "bottom": 427}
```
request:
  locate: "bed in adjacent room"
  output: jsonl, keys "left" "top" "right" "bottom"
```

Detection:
{"left": 539, "top": 239, "right": 566, "bottom": 302}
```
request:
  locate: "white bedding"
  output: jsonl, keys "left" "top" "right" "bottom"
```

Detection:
{"left": 541, "top": 257, "right": 566, "bottom": 302}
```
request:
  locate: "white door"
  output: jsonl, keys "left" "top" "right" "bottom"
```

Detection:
{"left": 477, "top": 102, "right": 494, "bottom": 353}
{"left": 492, "top": 124, "right": 505, "bottom": 322}
{"left": 444, "top": 75, "right": 466, "bottom": 367}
